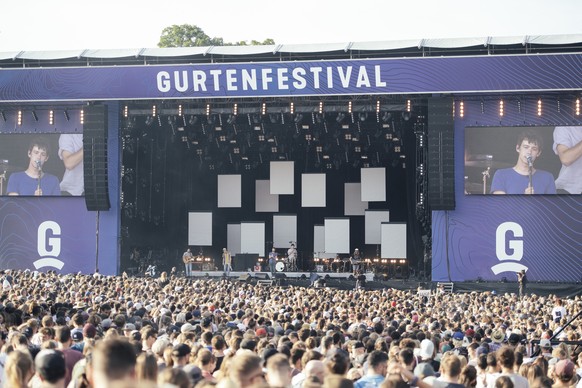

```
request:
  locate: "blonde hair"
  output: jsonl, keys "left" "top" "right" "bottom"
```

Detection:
{"left": 5, "top": 349, "right": 34, "bottom": 388}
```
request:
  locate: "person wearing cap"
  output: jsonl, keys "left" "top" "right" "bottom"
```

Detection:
{"left": 538, "top": 339, "right": 553, "bottom": 359}
{"left": 451, "top": 331, "right": 469, "bottom": 361}
{"left": 123, "top": 322, "right": 136, "bottom": 338}
{"left": 33, "top": 349, "right": 66, "bottom": 388}
{"left": 172, "top": 343, "right": 192, "bottom": 368}
{"left": 552, "top": 359, "right": 578, "bottom": 388}
{"left": 418, "top": 338, "right": 440, "bottom": 374}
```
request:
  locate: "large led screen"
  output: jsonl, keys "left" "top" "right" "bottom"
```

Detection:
{"left": 464, "top": 126, "right": 581, "bottom": 195}
{"left": 1, "top": 134, "right": 84, "bottom": 196}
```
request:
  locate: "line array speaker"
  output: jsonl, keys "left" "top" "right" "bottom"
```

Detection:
{"left": 83, "top": 105, "right": 111, "bottom": 211}
{"left": 427, "top": 98, "right": 455, "bottom": 210}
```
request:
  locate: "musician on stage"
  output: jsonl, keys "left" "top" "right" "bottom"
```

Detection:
{"left": 268, "top": 248, "right": 278, "bottom": 275}
{"left": 6, "top": 138, "right": 60, "bottom": 196}
{"left": 287, "top": 243, "right": 297, "bottom": 271}
{"left": 222, "top": 248, "right": 232, "bottom": 276}
{"left": 350, "top": 248, "right": 361, "bottom": 275}
{"left": 182, "top": 248, "right": 193, "bottom": 277}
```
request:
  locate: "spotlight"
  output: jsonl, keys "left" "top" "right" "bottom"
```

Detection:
{"left": 576, "top": 98, "right": 580, "bottom": 116}
{"left": 289, "top": 101, "right": 294, "bottom": 114}
{"left": 537, "top": 98, "right": 542, "bottom": 116}
{"left": 123, "top": 105, "right": 128, "bottom": 118}
{"left": 188, "top": 115, "right": 198, "bottom": 126}
{"left": 261, "top": 102, "right": 267, "bottom": 115}
{"left": 152, "top": 105, "right": 157, "bottom": 117}
{"left": 17, "top": 110, "right": 22, "bottom": 126}
{"left": 80, "top": 109, "right": 84, "bottom": 124}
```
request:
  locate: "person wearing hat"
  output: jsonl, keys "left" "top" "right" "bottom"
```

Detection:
{"left": 489, "top": 329, "right": 505, "bottom": 352}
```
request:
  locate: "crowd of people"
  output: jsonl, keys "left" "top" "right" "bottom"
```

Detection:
{"left": 0, "top": 269, "right": 580, "bottom": 388}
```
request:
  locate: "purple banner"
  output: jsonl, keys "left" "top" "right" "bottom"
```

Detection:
{"left": 0, "top": 198, "right": 97, "bottom": 273}
{"left": 432, "top": 100, "right": 582, "bottom": 283}
{"left": 1, "top": 54, "right": 582, "bottom": 101}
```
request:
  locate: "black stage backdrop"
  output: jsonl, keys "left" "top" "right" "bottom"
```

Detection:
{"left": 119, "top": 108, "right": 425, "bottom": 275}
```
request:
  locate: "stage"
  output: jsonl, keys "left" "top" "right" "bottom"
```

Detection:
{"left": 187, "top": 270, "right": 375, "bottom": 282}
{"left": 182, "top": 270, "right": 582, "bottom": 297}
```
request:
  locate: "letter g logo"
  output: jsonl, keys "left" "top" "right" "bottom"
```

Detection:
{"left": 34, "top": 221, "right": 65, "bottom": 270}
{"left": 491, "top": 221, "right": 528, "bottom": 275}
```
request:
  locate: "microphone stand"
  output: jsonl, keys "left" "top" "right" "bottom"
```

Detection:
{"left": 528, "top": 163, "right": 533, "bottom": 192}
{"left": 481, "top": 167, "right": 490, "bottom": 195}
{"left": 37, "top": 163, "right": 42, "bottom": 196}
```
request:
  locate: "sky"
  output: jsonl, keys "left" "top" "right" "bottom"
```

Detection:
{"left": 0, "top": 0, "right": 581, "bottom": 52}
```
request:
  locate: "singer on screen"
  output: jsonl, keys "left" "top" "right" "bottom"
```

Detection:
{"left": 6, "top": 138, "right": 60, "bottom": 196}
{"left": 490, "top": 130, "right": 556, "bottom": 195}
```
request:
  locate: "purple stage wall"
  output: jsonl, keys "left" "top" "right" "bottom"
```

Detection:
{"left": 431, "top": 99, "right": 582, "bottom": 283}
{"left": 0, "top": 104, "right": 120, "bottom": 275}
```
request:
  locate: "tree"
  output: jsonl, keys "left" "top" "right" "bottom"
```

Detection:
{"left": 158, "top": 24, "right": 274, "bottom": 48}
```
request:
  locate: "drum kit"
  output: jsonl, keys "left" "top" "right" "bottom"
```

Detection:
{"left": 275, "top": 255, "right": 297, "bottom": 272}
{"left": 464, "top": 155, "right": 512, "bottom": 194}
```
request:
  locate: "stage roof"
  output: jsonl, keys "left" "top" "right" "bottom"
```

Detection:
{"left": 1, "top": 34, "right": 581, "bottom": 68}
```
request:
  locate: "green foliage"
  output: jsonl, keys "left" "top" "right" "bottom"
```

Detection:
{"left": 158, "top": 24, "right": 274, "bottom": 48}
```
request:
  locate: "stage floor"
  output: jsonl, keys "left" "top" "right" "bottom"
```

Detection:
{"left": 184, "top": 271, "right": 582, "bottom": 297}
{"left": 188, "top": 270, "right": 375, "bottom": 281}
